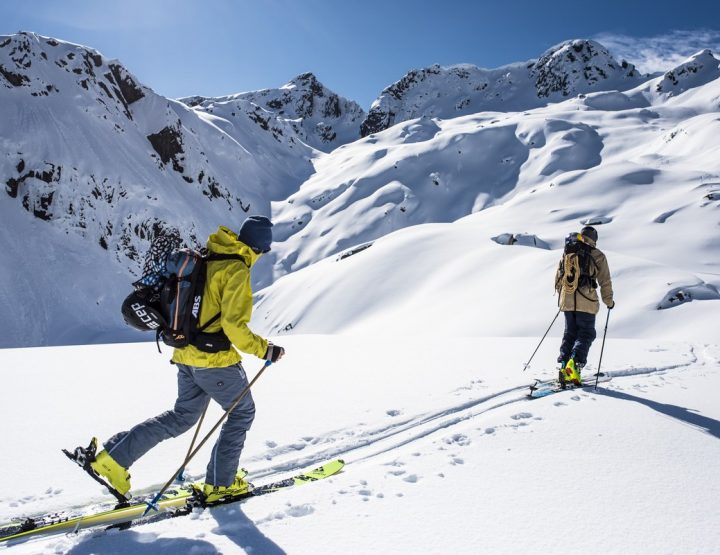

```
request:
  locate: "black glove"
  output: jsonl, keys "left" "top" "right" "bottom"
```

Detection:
{"left": 608, "top": 301, "right": 615, "bottom": 310}
{"left": 264, "top": 343, "right": 285, "bottom": 363}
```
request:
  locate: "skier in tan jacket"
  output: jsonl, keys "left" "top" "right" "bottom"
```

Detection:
{"left": 555, "top": 226, "right": 614, "bottom": 385}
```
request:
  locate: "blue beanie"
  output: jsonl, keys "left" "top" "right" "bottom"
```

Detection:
{"left": 238, "top": 215, "right": 273, "bottom": 253}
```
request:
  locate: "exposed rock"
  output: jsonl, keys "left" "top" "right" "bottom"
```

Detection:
{"left": 360, "top": 109, "right": 394, "bottom": 137}
{"left": 147, "top": 125, "right": 185, "bottom": 172}
{"left": 108, "top": 63, "right": 144, "bottom": 105}
{"left": 0, "top": 64, "right": 30, "bottom": 87}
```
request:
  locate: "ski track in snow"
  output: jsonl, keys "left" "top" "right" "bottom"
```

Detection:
{"left": 242, "top": 351, "right": 701, "bottom": 480}
{"left": 4, "top": 350, "right": 701, "bottom": 526}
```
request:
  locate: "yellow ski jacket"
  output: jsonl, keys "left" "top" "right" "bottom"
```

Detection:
{"left": 171, "top": 226, "right": 268, "bottom": 368}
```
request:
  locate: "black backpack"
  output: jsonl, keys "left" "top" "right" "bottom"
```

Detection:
{"left": 557, "top": 233, "right": 598, "bottom": 295}
{"left": 121, "top": 235, "right": 244, "bottom": 352}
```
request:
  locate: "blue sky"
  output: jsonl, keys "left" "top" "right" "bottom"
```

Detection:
{"left": 2, "top": 0, "right": 720, "bottom": 109}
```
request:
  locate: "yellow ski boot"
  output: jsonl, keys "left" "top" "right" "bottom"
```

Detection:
{"left": 193, "top": 469, "right": 251, "bottom": 504}
{"left": 89, "top": 442, "right": 132, "bottom": 497}
{"left": 561, "top": 359, "right": 583, "bottom": 387}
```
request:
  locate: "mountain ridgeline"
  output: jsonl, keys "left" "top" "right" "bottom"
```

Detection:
{"left": 359, "top": 40, "right": 642, "bottom": 136}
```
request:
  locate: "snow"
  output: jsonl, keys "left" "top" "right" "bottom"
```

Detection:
{"left": 2, "top": 35, "right": 719, "bottom": 346}
{"left": 1, "top": 337, "right": 719, "bottom": 553}
{"left": 1, "top": 32, "right": 719, "bottom": 554}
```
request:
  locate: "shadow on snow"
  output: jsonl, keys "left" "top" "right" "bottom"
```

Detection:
{"left": 65, "top": 504, "right": 285, "bottom": 555}
{"left": 595, "top": 388, "right": 720, "bottom": 440}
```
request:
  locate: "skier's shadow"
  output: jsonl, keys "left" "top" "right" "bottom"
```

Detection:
{"left": 65, "top": 531, "right": 220, "bottom": 554}
{"left": 210, "top": 503, "right": 286, "bottom": 554}
{"left": 63, "top": 504, "right": 284, "bottom": 554}
{"left": 594, "top": 388, "right": 720, "bottom": 439}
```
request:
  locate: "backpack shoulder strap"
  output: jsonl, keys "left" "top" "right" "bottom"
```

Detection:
{"left": 582, "top": 245, "right": 598, "bottom": 274}
{"left": 198, "top": 311, "right": 222, "bottom": 332}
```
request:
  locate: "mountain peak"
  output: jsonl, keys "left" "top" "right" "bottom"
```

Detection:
{"left": 280, "top": 71, "right": 329, "bottom": 101}
{"left": 654, "top": 48, "right": 720, "bottom": 95}
{"left": 530, "top": 39, "right": 640, "bottom": 98}
{"left": 286, "top": 72, "right": 321, "bottom": 87}
{"left": 184, "top": 73, "right": 365, "bottom": 152}
{"left": 0, "top": 31, "right": 144, "bottom": 114}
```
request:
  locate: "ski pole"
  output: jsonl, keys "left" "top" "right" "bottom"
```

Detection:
{"left": 594, "top": 308, "right": 611, "bottom": 390}
{"left": 522, "top": 309, "right": 561, "bottom": 371}
{"left": 143, "top": 360, "right": 272, "bottom": 516}
{"left": 175, "top": 400, "right": 210, "bottom": 483}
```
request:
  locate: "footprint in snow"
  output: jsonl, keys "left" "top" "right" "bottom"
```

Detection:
{"left": 386, "top": 409, "right": 402, "bottom": 417}
{"left": 443, "top": 433, "right": 471, "bottom": 446}
{"left": 403, "top": 474, "right": 420, "bottom": 483}
{"left": 554, "top": 401, "right": 567, "bottom": 407}
{"left": 286, "top": 504, "right": 314, "bottom": 518}
{"left": 258, "top": 504, "right": 315, "bottom": 524}
{"left": 383, "top": 460, "right": 405, "bottom": 468}
{"left": 511, "top": 412, "right": 533, "bottom": 420}
{"left": 265, "top": 440, "right": 277, "bottom": 448}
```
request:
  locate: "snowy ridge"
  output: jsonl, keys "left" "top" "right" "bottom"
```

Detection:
{"left": 180, "top": 72, "right": 366, "bottom": 152}
{"left": 359, "top": 39, "right": 642, "bottom": 136}
{"left": 653, "top": 48, "right": 720, "bottom": 95}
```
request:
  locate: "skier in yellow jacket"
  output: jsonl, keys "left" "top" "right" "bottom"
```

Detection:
{"left": 90, "top": 216, "right": 284, "bottom": 502}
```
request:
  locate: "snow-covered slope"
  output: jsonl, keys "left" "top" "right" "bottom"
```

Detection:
{"left": 181, "top": 72, "right": 366, "bottom": 152}
{"left": 265, "top": 50, "right": 720, "bottom": 307}
{"left": 0, "top": 32, "right": 324, "bottom": 347}
{"left": 2, "top": 33, "right": 720, "bottom": 348}
{"left": 359, "top": 39, "right": 643, "bottom": 136}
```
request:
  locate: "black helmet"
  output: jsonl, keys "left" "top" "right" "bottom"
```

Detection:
{"left": 121, "top": 289, "right": 166, "bottom": 331}
{"left": 581, "top": 226, "right": 598, "bottom": 242}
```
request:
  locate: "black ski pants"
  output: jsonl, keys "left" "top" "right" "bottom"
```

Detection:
{"left": 558, "top": 310, "right": 597, "bottom": 366}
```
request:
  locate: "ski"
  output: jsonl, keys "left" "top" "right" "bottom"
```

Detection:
{"left": 529, "top": 373, "right": 612, "bottom": 398}
{"left": 0, "top": 459, "right": 345, "bottom": 544}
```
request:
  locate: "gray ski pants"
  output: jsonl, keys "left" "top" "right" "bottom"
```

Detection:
{"left": 104, "top": 362, "right": 255, "bottom": 486}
